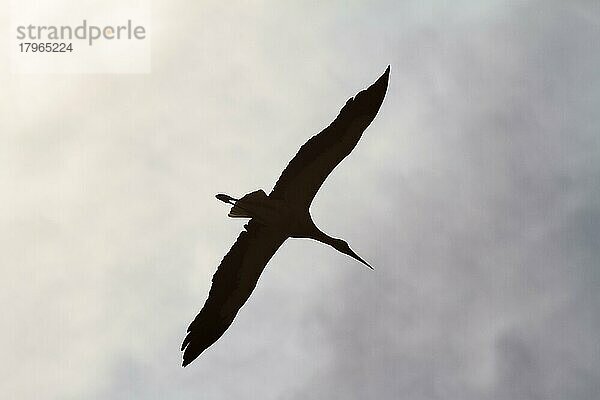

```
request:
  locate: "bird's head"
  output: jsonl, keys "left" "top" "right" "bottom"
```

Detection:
{"left": 332, "top": 239, "right": 373, "bottom": 270}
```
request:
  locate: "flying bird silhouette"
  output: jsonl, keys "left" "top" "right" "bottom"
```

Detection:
{"left": 181, "top": 66, "right": 390, "bottom": 366}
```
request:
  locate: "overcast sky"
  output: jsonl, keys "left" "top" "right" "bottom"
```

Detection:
{"left": 1, "top": 1, "right": 599, "bottom": 399}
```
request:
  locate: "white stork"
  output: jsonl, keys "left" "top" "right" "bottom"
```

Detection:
{"left": 181, "top": 66, "right": 390, "bottom": 366}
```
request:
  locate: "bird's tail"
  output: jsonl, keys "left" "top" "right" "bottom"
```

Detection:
{"left": 216, "top": 190, "right": 268, "bottom": 218}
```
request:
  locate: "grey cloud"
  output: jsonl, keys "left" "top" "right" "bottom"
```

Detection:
{"left": 285, "top": 2, "right": 600, "bottom": 400}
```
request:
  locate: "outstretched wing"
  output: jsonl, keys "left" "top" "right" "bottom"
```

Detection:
{"left": 270, "top": 66, "right": 390, "bottom": 208}
{"left": 181, "top": 220, "right": 287, "bottom": 366}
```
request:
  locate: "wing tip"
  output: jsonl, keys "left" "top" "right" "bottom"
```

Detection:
{"left": 351, "top": 65, "right": 389, "bottom": 113}
{"left": 377, "top": 65, "right": 390, "bottom": 87}
{"left": 181, "top": 358, "right": 194, "bottom": 368}
{"left": 181, "top": 344, "right": 200, "bottom": 367}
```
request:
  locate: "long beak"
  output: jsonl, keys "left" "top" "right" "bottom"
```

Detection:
{"left": 347, "top": 248, "right": 374, "bottom": 270}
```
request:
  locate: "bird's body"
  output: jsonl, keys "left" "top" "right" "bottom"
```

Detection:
{"left": 181, "top": 66, "right": 390, "bottom": 366}
{"left": 219, "top": 191, "right": 315, "bottom": 238}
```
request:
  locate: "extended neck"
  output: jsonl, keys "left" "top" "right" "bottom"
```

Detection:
{"left": 307, "top": 224, "right": 373, "bottom": 270}
{"left": 307, "top": 224, "right": 339, "bottom": 247}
